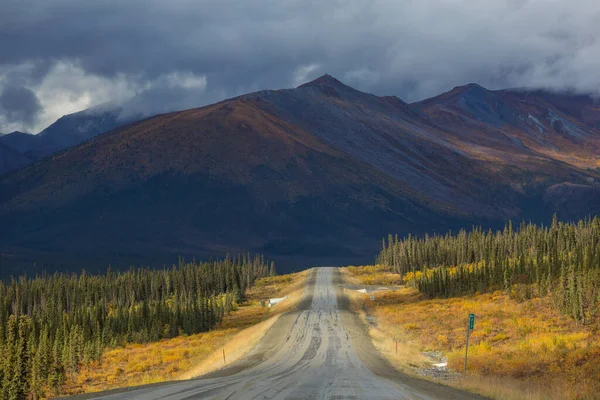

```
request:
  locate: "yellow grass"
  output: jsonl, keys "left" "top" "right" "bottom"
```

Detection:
{"left": 343, "top": 264, "right": 402, "bottom": 286}
{"left": 342, "top": 265, "right": 600, "bottom": 400}
{"left": 64, "top": 269, "right": 310, "bottom": 396}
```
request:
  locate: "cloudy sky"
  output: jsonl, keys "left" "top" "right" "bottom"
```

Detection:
{"left": 1, "top": 0, "right": 599, "bottom": 133}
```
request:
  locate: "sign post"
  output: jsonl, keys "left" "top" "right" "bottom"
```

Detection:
{"left": 464, "top": 313, "right": 474, "bottom": 374}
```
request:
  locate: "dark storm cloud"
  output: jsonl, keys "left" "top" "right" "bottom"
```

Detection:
{"left": 1, "top": 0, "right": 600, "bottom": 132}
{"left": 0, "top": 83, "right": 42, "bottom": 127}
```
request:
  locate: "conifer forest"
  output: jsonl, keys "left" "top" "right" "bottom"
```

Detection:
{"left": 378, "top": 216, "right": 600, "bottom": 325}
{"left": 0, "top": 254, "right": 274, "bottom": 399}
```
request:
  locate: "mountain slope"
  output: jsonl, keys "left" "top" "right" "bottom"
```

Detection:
{"left": 244, "top": 75, "right": 482, "bottom": 213}
{"left": 248, "top": 76, "right": 598, "bottom": 218}
{"left": 0, "top": 97, "right": 447, "bottom": 271}
{"left": 507, "top": 89, "right": 600, "bottom": 130}
{"left": 413, "top": 84, "right": 600, "bottom": 169}
{"left": 1, "top": 75, "right": 599, "bottom": 272}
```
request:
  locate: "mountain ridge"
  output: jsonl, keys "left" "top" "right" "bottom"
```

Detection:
{"left": 1, "top": 75, "right": 600, "bottom": 273}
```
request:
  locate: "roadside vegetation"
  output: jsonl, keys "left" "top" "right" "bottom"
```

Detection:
{"left": 346, "top": 216, "right": 600, "bottom": 399}
{"left": 346, "top": 281, "right": 600, "bottom": 399}
{"left": 344, "top": 264, "right": 402, "bottom": 286}
{"left": 379, "top": 216, "right": 600, "bottom": 324}
{"left": 0, "top": 255, "right": 275, "bottom": 399}
{"left": 64, "top": 270, "right": 308, "bottom": 396}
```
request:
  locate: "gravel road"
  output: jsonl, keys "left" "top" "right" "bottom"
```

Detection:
{"left": 74, "top": 267, "right": 486, "bottom": 400}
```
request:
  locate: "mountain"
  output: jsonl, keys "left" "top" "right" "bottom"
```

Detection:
{"left": 35, "top": 105, "right": 135, "bottom": 150}
{"left": 0, "top": 131, "right": 36, "bottom": 153}
{"left": 413, "top": 84, "right": 600, "bottom": 170}
{"left": 413, "top": 83, "right": 600, "bottom": 217}
{"left": 0, "top": 107, "right": 141, "bottom": 175}
{"left": 0, "top": 92, "right": 444, "bottom": 272}
{"left": 1, "top": 75, "right": 599, "bottom": 273}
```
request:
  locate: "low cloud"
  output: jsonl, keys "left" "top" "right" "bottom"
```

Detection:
{"left": 118, "top": 71, "right": 209, "bottom": 120}
{"left": 292, "top": 64, "right": 321, "bottom": 87}
{"left": 0, "top": 63, "right": 211, "bottom": 132}
{"left": 1, "top": 0, "right": 600, "bottom": 132}
{"left": 0, "top": 83, "right": 42, "bottom": 132}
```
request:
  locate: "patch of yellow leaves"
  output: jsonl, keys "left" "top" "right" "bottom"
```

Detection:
{"left": 344, "top": 264, "right": 402, "bottom": 285}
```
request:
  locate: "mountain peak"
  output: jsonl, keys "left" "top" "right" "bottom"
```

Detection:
{"left": 416, "top": 82, "right": 494, "bottom": 107}
{"left": 297, "top": 74, "right": 344, "bottom": 89}
{"left": 441, "top": 83, "right": 497, "bottom": 103}
{"left": 452, "top": 83, "right": 490, "bottom": 93}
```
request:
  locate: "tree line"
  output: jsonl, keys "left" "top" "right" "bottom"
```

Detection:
{"left": 0, "top": 254, "right": 274, "bottom": 399}
{"left": 378, "top": 216, "right": 600, "bottom": 325}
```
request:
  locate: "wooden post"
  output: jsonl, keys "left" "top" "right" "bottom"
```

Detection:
{"left": 395, "top": 336, "right": 398, "bottom": 355}
{"left": 223, "top": 349, "right": 226, "bottom": 365}
{"left": 464, "top": 317, "right": 470, "bottom": 374}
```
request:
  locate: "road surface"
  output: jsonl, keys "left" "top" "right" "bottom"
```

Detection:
{"left": 76, "top": 267, "right": 485, "bottom": 400}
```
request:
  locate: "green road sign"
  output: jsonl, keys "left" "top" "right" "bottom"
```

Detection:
{"left": 469, "top": 313, "right": 475, "bottom": 330}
